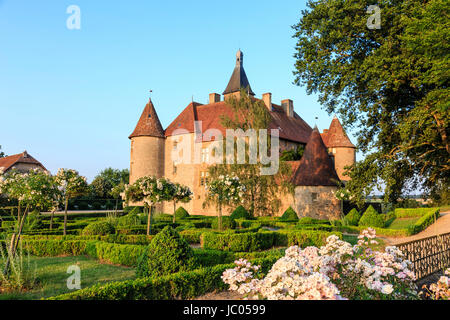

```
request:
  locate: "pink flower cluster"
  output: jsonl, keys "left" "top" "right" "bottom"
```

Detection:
{"left": 422, "top": 268, "right": 450, "bottom": 300}
{"left": 222, "top": 229, "right": 419, "bottom": 300}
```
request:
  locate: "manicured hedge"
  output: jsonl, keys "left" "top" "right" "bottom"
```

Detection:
{"left": 47, "top": 257, "right": 278, "bottom": 300}
{"left": 20, "top": 240, "right": 146, "bottom": 267}
{"left": 407, "top": 208, "right": 440, "bottom": 235}
{"left": 201, "top": 230, "right": 342, "bottom": 252}
{"left": 394, "top": 207, "right": 439, "bottom": 218}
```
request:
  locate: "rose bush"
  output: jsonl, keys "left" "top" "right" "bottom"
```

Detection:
{"left": 222, "top": 228, "right": 418, "bottom": 300}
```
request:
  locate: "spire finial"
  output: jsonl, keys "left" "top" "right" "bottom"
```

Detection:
{"left": 236, "top": 49, "right": 243, "bottom": 66}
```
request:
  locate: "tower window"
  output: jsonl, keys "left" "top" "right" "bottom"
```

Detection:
{"left": 201, "top": 148, "right": 209, "bottom": 163}
{"left": 311, "top": 192, "right": 318, "bottom": 202}
{"left": 200, "top": 171, "right": 209, "bottom": 186}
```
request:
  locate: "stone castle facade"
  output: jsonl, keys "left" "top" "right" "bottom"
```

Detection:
{"left": 129, "top": 51, "right": 356, "bottom": 219}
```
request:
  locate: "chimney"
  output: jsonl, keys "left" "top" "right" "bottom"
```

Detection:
{"left": 281, "top": 99, "right": 294, "bottom": 117}
{"left": 262, "top": 93, "right": 272, "bottom": 111}
{"left": 209, "top": 93, "right": 220, "bottom": 104}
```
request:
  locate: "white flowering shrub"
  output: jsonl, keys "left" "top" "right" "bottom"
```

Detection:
{"left": 421, "top": 268, "right": 450, "bottom": 300}
{"left": 222, "top": 228, "right": 419, "bottom": 300}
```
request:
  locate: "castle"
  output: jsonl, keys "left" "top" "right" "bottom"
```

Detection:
{"left": 129, "top": 51, "right": 356, "bottom": 219}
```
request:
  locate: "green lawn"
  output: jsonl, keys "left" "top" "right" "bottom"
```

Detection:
{"left": 0, "top": 255, "right": 136, "bottom": 300}
{"left": 386, "top": 217, "right": 419, "bottom": 230}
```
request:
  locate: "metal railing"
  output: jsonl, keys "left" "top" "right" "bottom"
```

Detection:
{"left": 397, "top": 232, "right": 450, "bottom": 280}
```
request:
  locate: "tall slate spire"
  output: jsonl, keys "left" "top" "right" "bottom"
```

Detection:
{"left": 129, "top": 98, "right": 165, "bottom": 139}
{"left": 223, "top": 50, "right": 255, "bottom": 96}
{"left": 291, "top": 127, "right": 340, "bottom": 186}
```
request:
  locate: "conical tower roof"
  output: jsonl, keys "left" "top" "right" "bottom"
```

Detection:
{"left": 292, "top": 127, "right": 340, "bottom": 186}
{"left": 129, "top": 99, "right": 165, "bottom": 139}
{"left": 223, "top": 50, "right": 255, "bottom": 96}
{"left": 322, "top": 116, "right": 355, "bottom": 148}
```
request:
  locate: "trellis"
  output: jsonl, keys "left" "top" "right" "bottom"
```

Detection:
{"left": 397, "top": 232, "right": 450, "bottom": 280}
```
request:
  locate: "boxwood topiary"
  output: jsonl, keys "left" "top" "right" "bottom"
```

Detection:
{"left": 343, "top": 208, "right": 361, "bottom": 226}
{"left": 358, "top": 205, "right": 385, "bottom": 228}
{"left": 82, "top": 221, "right": 115, "bottom": 236}
{"left": 175, "top": 206, "right": 190, "bottom": 219}
{"left": 136, "top": 226, "right": 197, "bottom": 278}
{"left": 279, "top": 207, "right": 299, "bottom": 221}
{"left": 230, "top": 205, "right": 252, "bottom": 220}
{"left": 211, "top": 216, "right": 236, "bottom": 230}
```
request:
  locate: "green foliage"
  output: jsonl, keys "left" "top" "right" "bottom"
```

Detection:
{"left": 90, "top": 168, "right": 129, "bottom": 198}
{"left": 230, "top": 205, "right": 252, "bottom": 220}
{"left": 280, "top": 145, "right": 305, "bottom": 161}
{"left": 82, "top": 221, "right": 115, "bottom": 236}
{"left": 297, "top": 217, "right": 329, "bottom": 225}
{"left": 201, "top": 230, "right": 341, "bottom": 252}
{"left": 47, "top": 257, "right": 278, "bottom": 300}
{"left": 117, "top": 212, "right": 141, "bottom": 227}
{"left": 136, "top": 226, "right": 197, "bottom": 278}
{"left": 394, "top": 207, "right": 439, "bottom": 218}
{"left": 292, "top": 0, "right": 449, "bottom": 204}
{"left": 358, "top": 206, "right": 385, "bottom": 228}
{"left": 407, "top": 208, "right": 440, "bottom": 235}
{"left": 175, "top": 206, "right": 190, "bottom": 219}
{"left": 279, "top": 207, "right": 299, "bottom": 221}
{"left": 211, "top": 216, "right": 236, "bottom": 230}
{"left": 343, "top": 209, "right": 361, "bottom": 226}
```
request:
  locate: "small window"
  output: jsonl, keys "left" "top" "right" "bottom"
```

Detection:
{"left": 311, "top": 192, "right": 318, "bottom": 202}
{"left": 201, "top": 148, "right": 209, "bottom": 163}
{"left": 173, "top": 165, "right": 177, "bottom": 175}
{"left": 200, "top": 171, "right": 209, "bottom": 186}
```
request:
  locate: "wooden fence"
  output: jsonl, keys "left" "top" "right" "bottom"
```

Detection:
{"left": 397, "top": 232, "right": 450, "bottom": 280}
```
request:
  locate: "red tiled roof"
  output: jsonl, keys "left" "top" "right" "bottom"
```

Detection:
{"left": 164, "top": 99, "right": 313, "bottom": 144}
{"left": 291, "top": 128, "right": 340, "bottom": 186}
{"left": 129, "top": 99, "right": 165, "bottom": 139}
{"left": 321, "top": 116, "right": 355, "bottom": 148}
{"left": 0, "top": 151, "right": 47, "bottom": 172}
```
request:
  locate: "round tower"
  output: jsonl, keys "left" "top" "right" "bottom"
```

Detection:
{"left": 129, "top": 98, "right": 165, "bottom": 185}
{"left": 321, "top": 116, "right": 356, "bottom": 182}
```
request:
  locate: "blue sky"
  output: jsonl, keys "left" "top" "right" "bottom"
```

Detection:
{"left": 0, "top": 0, "right": 362, "bottom": 182}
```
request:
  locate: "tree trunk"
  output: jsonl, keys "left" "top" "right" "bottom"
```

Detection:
{"left": 218, "top": 204, "right": 222, "bottom": 231}
{"left": 3, "top": 205, "right": 29, "bottom": 275}
{"left": 63, "top": 197, "right": 68, "bottom": 236}
{"left": 49, "top": 209, "right": 55, "bottom": 230}
{"left": 146, "top": 206, "right": 153, "bottom": 236}
{"left": 173, "top": 201, "right": 176, "bottom": 224}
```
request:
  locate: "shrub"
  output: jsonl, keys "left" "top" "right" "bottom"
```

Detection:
{"left": 136, "top": 226, "right": 197, "bottom": 278}
{"left": 82, "top": 221, "right": 115, "bottom": 236}
{"left": 297, "top": 217, "right": 329, "bottom": 225}
{"left": 358, "top": 206, "right": 385, "bottom": 228}
{"left": 230, "top": 206, "right": 252, "bottom": 220}
{"left": 117, "top": 212, "right": 141, "bottom": 227}
{"left": 407, "top": 208, "right": 440, "bottom": 235}
{"left": 47, "top": 257, "right": 278, "bottom": 300}
{"left": 124, "top": 206, "right": 144, "bottom": 215}
{"left": 211, "top": 216, "right": 236, "bottom": 230}
{"left": 175, "top": 207, "right": 190, "bottom": 219}
{"left": 279, "top": 207, "right": 299, "bottom": 221}
{"left": 343, "top": 209, "right": 361, "bottom": 226}
{"left": 394, "top": 207, "right": 438, "bottom": 218}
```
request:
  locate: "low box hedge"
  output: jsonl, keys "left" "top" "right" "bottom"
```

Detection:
{"left": 394, "top": 207, "right": 439, "bottom": 218}
{"left": 47, "top": 257, "right": 278, "bottom": 300}
{"left": 200, "top": 230, "right": 342, "bottom": 252}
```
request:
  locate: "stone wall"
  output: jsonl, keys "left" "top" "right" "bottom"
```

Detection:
{"left": 293, "top": 185, "right": 342, "bottom": 220}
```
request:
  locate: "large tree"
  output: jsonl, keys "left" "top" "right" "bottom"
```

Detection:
{"left": 90, "top": 168, "right": 130, "bottom": 198}
{"left": 207, "top": 90, "right": 294, "bottom": 217}
{"left": 293, "top": 0, "right": 449, "bottom": 205}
